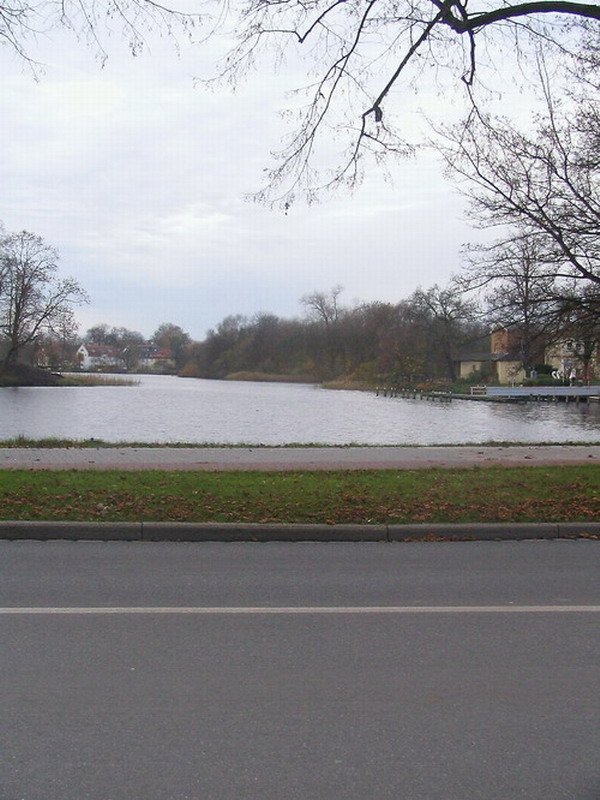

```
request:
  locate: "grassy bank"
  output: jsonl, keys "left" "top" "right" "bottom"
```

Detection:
{"left": 0, "top": 365, "right": 138, "bottom": 387}
{"left": 1, "top": 466, "right": 598, "bottom": 523}
{"left": 224, "top": 371, "right": 317, "bottom": 383}
{"left": 0, "top": 365, "right": 64, "bottom": 387}
{"left": 59, "top": 374, "right": 139, "bottom": 387}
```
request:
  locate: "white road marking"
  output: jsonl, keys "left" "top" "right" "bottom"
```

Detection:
{"left": 0, "top": 605, "right": 599, "bottom": 614}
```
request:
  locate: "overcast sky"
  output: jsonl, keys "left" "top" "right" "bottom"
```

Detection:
{"left": 0, "top": 19, "right": 480, "bottom": 341}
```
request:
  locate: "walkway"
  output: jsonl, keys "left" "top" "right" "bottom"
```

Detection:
{"left": 1, "top": 444, "right": 599, "bottom": 470}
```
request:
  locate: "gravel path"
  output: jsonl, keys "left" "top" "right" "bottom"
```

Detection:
{"left": 1, "top": 444, "right": 599, "bottom": 470}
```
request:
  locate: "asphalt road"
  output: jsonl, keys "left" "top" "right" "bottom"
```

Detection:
{"left": 1, "top": 540, "right": 599, "bottom": 800}
{"left": 1, "top": 443, "right": 600, "bottom": 470}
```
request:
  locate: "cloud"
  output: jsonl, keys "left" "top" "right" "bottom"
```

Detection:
{"left": 0, "top": 26, "right": 472, "bottom": 339}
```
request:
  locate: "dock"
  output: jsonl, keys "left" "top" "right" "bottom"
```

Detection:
{"left": 484, "top": 386, "right": 600, "bottom": 403}
{"left": 375, "top": 387, "right": 453, "bottom": 402}
{"left": 376, "top": 385, "right": 600, "bottom": 404}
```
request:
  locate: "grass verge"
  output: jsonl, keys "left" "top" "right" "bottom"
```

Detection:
{"left": 0, "top": 466, "right": 598, "bottom": 524}
{"left": 1, "top": 437, "right": 600, "bottom": 449}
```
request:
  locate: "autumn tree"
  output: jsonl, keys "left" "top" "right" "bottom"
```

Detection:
{"left": 84, "top": 324, "right": 145, "bottom": 369}
{"left": 0, "top": 230, "right": 88, "bottom": 369}
{"left": 152, "top": 323, "right": 192, "bottom": 370}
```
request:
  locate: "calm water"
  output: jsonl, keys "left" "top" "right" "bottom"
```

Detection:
{"left": 1, "top": 374, "right": 600, "bottom": 445}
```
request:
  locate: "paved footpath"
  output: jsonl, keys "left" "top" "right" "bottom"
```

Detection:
{"left": 1, "top": 444, "right": 600, "bottom": 470}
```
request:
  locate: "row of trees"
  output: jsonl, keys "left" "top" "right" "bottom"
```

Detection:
{"left": 173, "top": 286, "right": 501, "bottom": 384}
{"left": 1, "top": 222, "right": 597, "bottom": 384}
{"left": 178, "top": 277, "right": 598, "bottom": 385}
{"left": 83, "top": 322, "right": 191, "bottom": 371}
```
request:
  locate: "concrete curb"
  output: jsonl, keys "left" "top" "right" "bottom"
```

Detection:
{"left": 387, "top": 523, "right": 561, "bottom": 541}
{"left": 0, "top": 521, "right": 143, "bottom": 540}
{"left": 142, "top": 522, "right": 387, "bottom": 542}
{"left": 0, "top": 521, "right": 599, "bottom": 541}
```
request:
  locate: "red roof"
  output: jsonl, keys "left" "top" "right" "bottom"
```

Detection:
{"left": 82, "top": 344, "right": 121, "bottom": 357}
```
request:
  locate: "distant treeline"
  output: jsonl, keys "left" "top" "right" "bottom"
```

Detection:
{"left": 31, "top": 276, "right": 599, "bottom": 386}
{"left": 28, "top": 285, "right": 483, "bottom": 384}
{"left": 179, "top": 286, "right": 483, "bottom": 384}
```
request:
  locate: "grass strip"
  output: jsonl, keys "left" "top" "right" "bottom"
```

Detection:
{"left": 2, "top": 437, "right": 600, "bottom": 449}
{"left": 0, "top": 466, "right": 598, "bottom": 524}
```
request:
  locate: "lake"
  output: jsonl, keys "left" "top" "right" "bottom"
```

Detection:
{"left": 1, "top": 374, "right": 599, "bottom": 445}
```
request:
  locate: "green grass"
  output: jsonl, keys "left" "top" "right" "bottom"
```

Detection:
{"left": 0, "top": 466, "right": 598, "bottom": 523}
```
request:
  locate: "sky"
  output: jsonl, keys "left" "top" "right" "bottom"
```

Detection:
{"left": 0, "top": 14, "right": 480, "bottom": 341}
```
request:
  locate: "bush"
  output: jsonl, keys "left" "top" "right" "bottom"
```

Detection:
{"left": 523, "top": 375, "right": 565, "bottom": 386}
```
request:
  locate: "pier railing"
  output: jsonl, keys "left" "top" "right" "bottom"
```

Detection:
{"left": 375, "top": 387, "right": 452, "bottom": 402}
{"left": 376, "top": 384, "right": 600, "bottom": 403}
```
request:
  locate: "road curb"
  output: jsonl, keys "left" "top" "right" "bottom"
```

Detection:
{"left": 142, "top": 522, "right": 387, "bottom": 542}
{"left": 0, "top": 521, "right": 598, "bottom": 541}
{"left": 387, "top": 523, "right": 561, "bottom": 541}
{"left": 0, "top": 521, "right": 142, "bottom": 540}
{"left": 557, "top": 522, "right": 600, "bottom": 539}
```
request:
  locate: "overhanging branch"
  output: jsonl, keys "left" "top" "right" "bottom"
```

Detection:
{"left": 441, "top": 0, "right": 600, "bottom": 33}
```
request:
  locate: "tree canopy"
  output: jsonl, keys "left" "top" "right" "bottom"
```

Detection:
{"left": 441, "top": 92, "right": 600, "bottom": 287}
{"left": 2, "top": 0, "right": 600, "bottom": 203}
{"left": 211, "top": 0, "right": 600, "bottom": 203}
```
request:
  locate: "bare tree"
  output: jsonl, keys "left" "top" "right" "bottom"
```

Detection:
{"left": 412, "top": 283, "right": 478, "bottom": 380}
{"left": 301, "top": 285, "right": 343, "bottom": 329}
{"left": 459, "top": 238, "right": 561, "bottom": 369}
{"left": 4, "top": 0, "right": 600, "bottom": 203}
{"left": 554, "top": 283, "right": 600, "bottom": 379}
{"left": 0, "top": 0, "right": 201, "bottom": 74}
{"left": 301, "top": 285, "right": 345, "bottom": 375}
{"left": 440, "top": 91, "right": 600, "bottom": 288}
{"left": 206, "top": 0, "right": 600, "bottom": 205}
{"left": 0, "top": 230, "right": 88, "bottom": 368}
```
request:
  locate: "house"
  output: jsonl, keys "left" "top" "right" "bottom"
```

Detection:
{"left": 456, "top": 328, "right": 526, "bottom": 385}
{"left": 545, "top": 338, "right": 599, "bottom": 382}
{"left": 77, "top": 344, "right": 125, "bottom": 372}
{"left": 137, "top": 347, "right": 176, "bottom": 373}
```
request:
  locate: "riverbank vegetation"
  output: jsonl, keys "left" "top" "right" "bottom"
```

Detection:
{"left": 0, "top": 466, "right": 598, "bottom": 523}
{"left": 71, "top": 280, "right": 599, "bottom": 390}
{"left": 3, "top": 247, "right": 598, "bottom": 390}
{"left": 0, "top": 365, "right": 138, "bottom": 388}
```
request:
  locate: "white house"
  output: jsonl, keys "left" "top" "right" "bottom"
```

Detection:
{"left": 77, "top": 344, "right": 125, "bottom": 371}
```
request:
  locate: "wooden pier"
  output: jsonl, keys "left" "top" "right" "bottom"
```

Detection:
{"left": 375, "top": 387, "right": 452, "bottom": 402}
{"left": 376, "top": 385, "right": 600, "bottom": 404}
{"left": 485, "top": 386, "right": 600, "bottom": 403}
